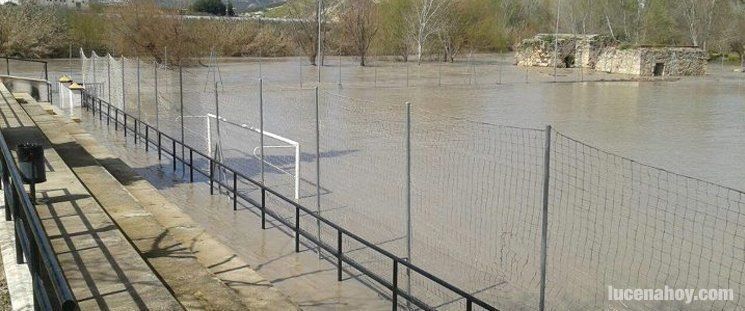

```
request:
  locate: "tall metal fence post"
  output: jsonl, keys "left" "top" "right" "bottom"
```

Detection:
{"left": 259, "top": 79, "right": 265, "bottom": 186}
{"left": 107, "top": 56, "right": 112, "bottom": 103}
{"left": 136, "top": 57, "right": 142, "bottom": 133}
{"left": 4, "top": 58, "right": 8, "bottom": 75}
{"left": 44, "top": 62, "right": 50, "bottom": 103}
{"left": 314, "top": 87, "right": 322, "bottom": 256}
{"left": 405, "top": 102, "right": 412, "bottom": 310}
{"left": 92, "top": 55, "right": 97, "bottom": 98}
{"left": 214, "top": 81, "right": 222, "bottom": 191}
{"left": 317, "top": 0, "right": 322, "bottom": 84}
{"left": 179, "top": 64, "right": 185, "bottom": 173}
{"left": 498, "top": 52, "right": 503, "bottom": 85}
{"left": 122, "top": 57, "right": 127, "bottom": 138}
{"left": 406, "top": 61, "right": 410, "bottom": 87}
{"left": 539, "top": 125, "right": 552, "bottom": 311}
{"left": 338, "top": 51, "right": 342, "bottom": 89}
{"left": 154, "top": 61, "right": 159, "bottom": 130}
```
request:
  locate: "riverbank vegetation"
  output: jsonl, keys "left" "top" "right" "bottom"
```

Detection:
{"left": 0, "top": 0, "right": 743, "bottom": 69}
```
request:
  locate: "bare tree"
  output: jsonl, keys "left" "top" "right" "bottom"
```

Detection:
{"left": 107, "top": 0, "right": 194, "bottom": 64}
{"left": 678, "top": 0, "right": 724, "bottom": 49}
{"left": 339, "top": 0, "right": 379, "bottom": 66}
{"left": 0, "top": 5, "right": 65, "bottom": 58}
{"left": 406, "top": 0, "right": 452, "bottom": 64}
{"left": 286, "top": 0, "right": 336, "bottom": 66}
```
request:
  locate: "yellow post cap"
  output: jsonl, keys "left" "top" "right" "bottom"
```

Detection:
{"left": 68, "top": 82, "right": 85, "bottom": 90}
{"left": 58, "top": 75, "right": 72, "bottom": 83}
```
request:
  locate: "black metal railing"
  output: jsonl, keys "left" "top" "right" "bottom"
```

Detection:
{"left": 80, "top": 90, "right": 498, "bottom": 311}
{"left": 1, "top": 57, "right": 52, "bottom": 104}
{"left": 0, "top": 129, "right": 77, "bottom": 310}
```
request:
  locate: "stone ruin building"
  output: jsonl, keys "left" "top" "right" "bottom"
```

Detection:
{"left": 515, "top": 34, "right": 708, "bottom": 76}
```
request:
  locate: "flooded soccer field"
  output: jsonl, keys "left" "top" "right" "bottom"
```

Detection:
{"left": 8, "top": 54, "right": 745, "bottom": 310}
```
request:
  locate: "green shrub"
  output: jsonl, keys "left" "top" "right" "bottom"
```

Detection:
{"left": 191, "top": 0, "right": 226, "bottom": 16}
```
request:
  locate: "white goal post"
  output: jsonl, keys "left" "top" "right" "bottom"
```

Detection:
{"left": 206, "top": 113, "right": 300, "bottom": 200}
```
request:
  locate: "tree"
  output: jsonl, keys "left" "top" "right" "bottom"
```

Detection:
{"left": 339, "top": 0, "right": 379, "bottom": 66}
{"left": 406, "top": 0, "right": 453, "bottom": 64}
{"left": 227, "top": 0, "right": 235, "bottom": 16}
{"left": 192, "top": 0, "right": 226, "bottom": 16}
{"left": 107, "top": 0, "right": 196, "bottom": 64}
{"left": 286, "top": 0, "right": 335, "bottom": 66}
{"left": 378, "top": 0, "right": 412, "bottom": 61}
{"left": 0, "top": 5, "right": 65, "bottom": 58}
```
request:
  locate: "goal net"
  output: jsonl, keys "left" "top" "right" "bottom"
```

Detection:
{"left": 206, "top": 113, "right": 300, "bottom": 200}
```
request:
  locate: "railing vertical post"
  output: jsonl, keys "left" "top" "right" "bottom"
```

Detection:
{"left": 392, "top": 260, "right": 398, "bottom": 311}
{"left": 172, "top": 140, "right": 177, "bottom": 171}
{"left": 232, "top": 173, "right": 237, "bottom": 211}
{"left": 261, "top": 188, "right": 266, "bottom": 229}
{"left": 539, "top": 125, "right": 552, "bottom": 311}
{"left": 295, "top": 206, "right": 300, "bottom": 253}
{"left": 337, "top": 230, "right": 342, "bottom": 281}
{"left": 157, "top": 132, "right": 162, "bottom": 160}
{"left": 12, "top": 188, "right": 22, "bottom": 264}
{"left": 209, "top": 159, "right": 214, "bottom": 195}
{"left": 114, "top": 109, "right": 118, "bottom": 131}
{"left": 124, "top": 114, "right": 128, "bottom": 138}
{"left": 2, "top": 159, "right": 9, "bottom": 222}
{"left": 104, "top": 100, "right": 108, "bottom": 124}
{"left": 5, "top": 58, "right": 9, "bottom": 75}
{"left": 467, "top": 300, "right": 473, "bottom": 311}
{"left": 189, "top": 150, "right": 193, "bottom": 182}
{"left": 145, "top": 126, "right": 149, "bottom": 152}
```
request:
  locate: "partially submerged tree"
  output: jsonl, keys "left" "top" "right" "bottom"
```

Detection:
{"left": 286, "top": 0, "right": 334, "bottom": 65}
{"left": 339, "top": 0, "right": 379, "bottom": 66}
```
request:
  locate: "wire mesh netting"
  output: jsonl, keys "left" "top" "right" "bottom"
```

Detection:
{"left": 547, "top": 131, "right": 745, "bottom": 311}
{"left": 79, "top": 51, "right": 745, "bottom": 311}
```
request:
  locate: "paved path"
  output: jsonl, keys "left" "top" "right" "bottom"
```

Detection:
{"left": 10, "top": 90, "right": 299, "bottom": 310}
{"left": 0, "top": 84, "right": 181, "bottom": 310}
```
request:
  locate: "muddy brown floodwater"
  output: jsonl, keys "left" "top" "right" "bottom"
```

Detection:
{"left": 7, "top": 54, "right": 745, "bottom": 310}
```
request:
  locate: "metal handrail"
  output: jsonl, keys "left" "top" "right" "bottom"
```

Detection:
{"left": 2, "top": 57, "right": 51, "bottom": 104}
{"left": 82, "top": 91, "right": 498, "bottom": 311}
{"left": 0, "top": 128, "right": 77, "bottom": 309}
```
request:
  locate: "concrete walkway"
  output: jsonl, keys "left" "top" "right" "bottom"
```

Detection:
{"left": 5, "top": 89, "right": 298, "bottom": 310}
{"left": 27, "top": 95, "right": 298, "bottom": 310}
{"left": 0, "top": 85, "right": 181, "bottom": 310}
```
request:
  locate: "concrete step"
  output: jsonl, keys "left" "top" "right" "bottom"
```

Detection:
{"left": 0, "top": 85, "right": 182, "bottom": 310}
{"left": 21, "top": 95, "right": 297, "bottom": 310}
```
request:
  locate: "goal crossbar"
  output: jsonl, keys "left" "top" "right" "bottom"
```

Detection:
{"left": 206, "top": 113, "right": 300, "bottom": 200}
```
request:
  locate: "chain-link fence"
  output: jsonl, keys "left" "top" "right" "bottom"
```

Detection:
{"left": 79, "top": 50, "right": 745, "bottom": 311}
